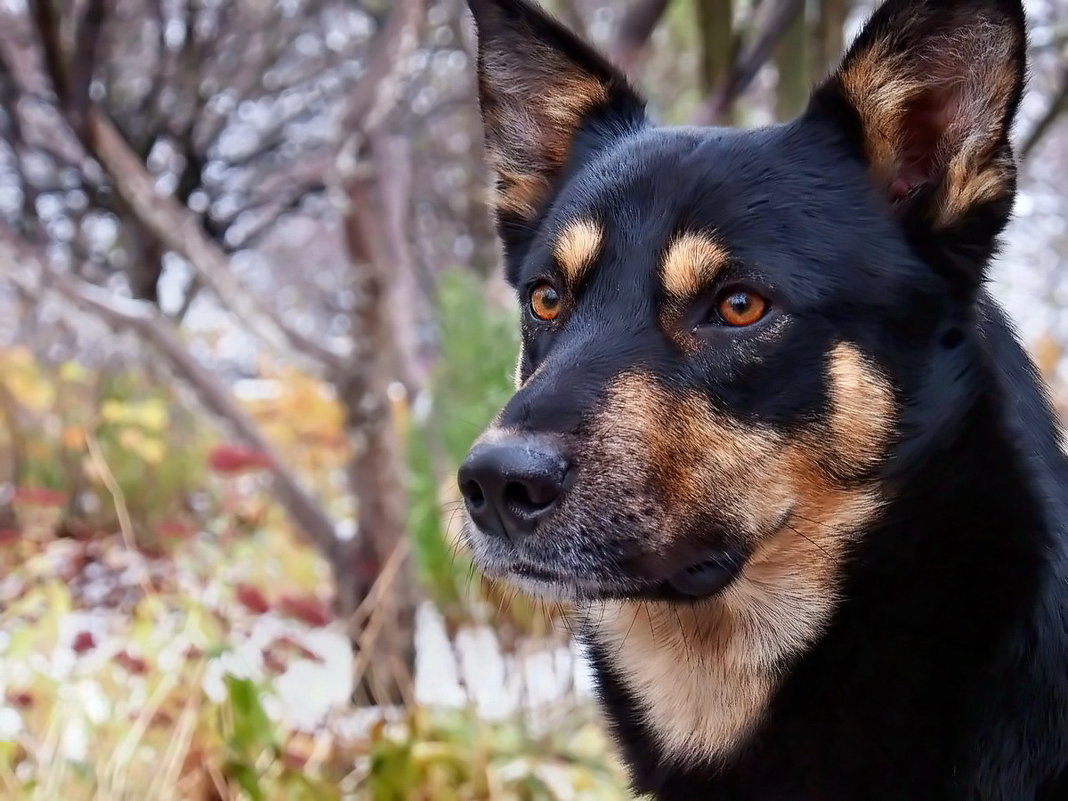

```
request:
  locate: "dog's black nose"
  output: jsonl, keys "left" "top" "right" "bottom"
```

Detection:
{"left": 458, "top": 434, "right": 570, "bottom": 543}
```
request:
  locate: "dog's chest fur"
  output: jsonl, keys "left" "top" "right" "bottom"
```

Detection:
{"left": 587, "top": 561, "right": 826, "bottom": 762}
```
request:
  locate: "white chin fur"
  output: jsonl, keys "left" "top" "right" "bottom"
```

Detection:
{"left": 505, "top": 575, "right": 584, "bottom": 602}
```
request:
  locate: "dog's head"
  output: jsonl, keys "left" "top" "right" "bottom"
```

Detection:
{"left": 458, "top": 0, "right": 1027, "bottom": 604}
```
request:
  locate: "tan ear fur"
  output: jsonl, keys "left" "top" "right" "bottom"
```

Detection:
{"left": 827, "top": 2, "right": 1025, "bottom": 229}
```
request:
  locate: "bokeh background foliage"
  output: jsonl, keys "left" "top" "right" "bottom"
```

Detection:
{"left": 1, "top": 0, "right": 1068, "bottom": 798}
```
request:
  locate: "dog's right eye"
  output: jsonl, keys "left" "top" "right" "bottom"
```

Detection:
{"left": 530, "top": 282, "right": 561, "bottom": 321}
{"left": 714, "top": 288, "right": 768, "bottom": 327}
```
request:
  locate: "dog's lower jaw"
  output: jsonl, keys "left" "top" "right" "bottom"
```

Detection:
{"left": 581, "top": 533, "right": 846, "bottom": 769}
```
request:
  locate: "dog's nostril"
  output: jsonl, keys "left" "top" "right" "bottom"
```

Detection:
{"left": 461, "top": 479, "right": 486, "bottom": 510}
{"left": 504, "top": 479, "right": 556, "bottom": 512}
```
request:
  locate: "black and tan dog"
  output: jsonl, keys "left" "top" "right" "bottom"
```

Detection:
{"left": 457, "top": 0, "right": 1068, "bottom": 797}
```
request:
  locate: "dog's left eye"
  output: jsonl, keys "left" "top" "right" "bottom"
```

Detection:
{"left": 714, "top": 289, "right": 768, "bottom": 327}
{"left": 530, "top": 282, "right": 562, "bottom": 321}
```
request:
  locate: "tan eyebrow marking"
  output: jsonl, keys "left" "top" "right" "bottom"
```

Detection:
{"left": 661, "top": 232, "right": 730, "bottom": 297}
{"left": 553, "top": 219, "right": 604, "bottom": 285}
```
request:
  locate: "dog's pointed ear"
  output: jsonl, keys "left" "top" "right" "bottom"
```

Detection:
{"left": 809, "top": 0, "right": 1027, "bottom": 292}
{"left": 466, "top": 0, "right": 646, "bottom": 261}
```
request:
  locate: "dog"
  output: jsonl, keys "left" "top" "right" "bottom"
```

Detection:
{"left": 458, "top": 0, "right": 1068, "bottom": 797}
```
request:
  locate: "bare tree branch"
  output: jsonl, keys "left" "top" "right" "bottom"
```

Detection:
{"left": 67, "top": 0, "right": 107, "bottom": 138}
{"left": 552, "top": 0, "right": 587, "bottom": 37}
{"left": 29, "top": 0, "right": 66, "bottom": 104}
{"left": 1021, "top": 62, "right": 1068, "bottom": 161}
{"left": 345, "top": 0, "right": 426, "bottom": 134}
{"left": 693, "top": 0, "right": 804, "bottom": 125}
{"left": 335, "top": 134, "right": 418, "bottom": 703}
{"left": 84, "top": 106, "right": 347, "bottom": 371}
{"left": 610, "top": 0, "right": 671, "bottom": 74}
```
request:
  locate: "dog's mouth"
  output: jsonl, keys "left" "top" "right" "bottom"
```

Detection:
{"left": 506, "top": 543, "right": 752, "bottom": 602}
{"left": 663, "top": 546, "right": 750, "bottom": 597}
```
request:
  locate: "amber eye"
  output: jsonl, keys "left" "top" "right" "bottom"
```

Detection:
{"left": 716, "top": 289, "right": 768, "bottom": 326}
{"left": 530, "top": 283, "right": 561, "bottom": 321}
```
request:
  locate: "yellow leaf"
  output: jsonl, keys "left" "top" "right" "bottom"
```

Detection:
{"left": 1033, "top": 334, "right": 1061, "bottom": 381}
{"left": 137, "top": 438, "right": 166, "bottom": 465}
{"left": 118, "top": 428, "right": 166, "bottom": 464}
{"left": 58, "top": 361, "right": 90, "bottom": 383}
{"left": 130, "top": 398, "right": 168, "bottom": 432}
{"left": 101, "top": 400, "right": 126, "bottom": 424}
{"left": 4, "top": 368, "right": 52, "bottom": 412}
{"left": 45, "top": 580, "right": 72, "bottom": 619}
{"left": 0, "top": 346, "right": 33, "bottom": 369}
{"left": 119, "top": 427, "right": 144, "bottom": 451}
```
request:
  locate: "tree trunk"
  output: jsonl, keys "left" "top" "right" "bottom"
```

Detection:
{"left": 336, "top": 134, "right": 420, "bottom": 707}
{"left": 774, "top": 0, "right": 809, "bottom": 120}
{"left": 692, "top": 0, "right": 805, "bottom": 126}
{"left": 696, "top": 0, "right": 733, "bottom": 96}
{"left": 812, "top": 0, "right": 849, "bottom": 79}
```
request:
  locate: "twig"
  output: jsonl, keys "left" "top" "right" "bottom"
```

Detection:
{"left": 347, "top": 536, "right": 412, "bottom": 633}
{"left": 84, "top": 432, "right": 138, "bottom": 553}
{"left": 1021, "top": 63, "right": 1068, "bottom": 161}
{"left": 84, "top": 107, "right": 347, "bottom": 372}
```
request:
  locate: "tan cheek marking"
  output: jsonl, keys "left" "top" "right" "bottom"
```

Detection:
{"left": 823, "top": 342, "right": 896, "bottom": 478}
{"left": 587, "top": 356, "right": 895, "bottom": 765}
{"left": 661, "top": 232, "right": 729, "bottom": 299}
{"left": 596, "top": 374, "right": 783, "bottom": 550}
{"left": 553, "top": 219, "right": 604, "bottom": 286}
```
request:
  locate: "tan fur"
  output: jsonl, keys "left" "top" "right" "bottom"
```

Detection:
{"left": 587, "top": 344, "right": 893, "bottom": 763}
{"left": 838, "top": 12, "right": 1019, "bottom": 227}
{"left": 492, "top": 159, "right": 552, "bottom": 220}
{"left": 821, "top": 342, "right": 896, "bottom": 478}
{"left": 554, "top": 219, "right": 604, "bottom": 285}
{"left": 481, "top": 49, "right": 609, "bottom": 222}
{"left": 661, "top": 232, "right": 730, "bottom": 299}
{"left": 590, "top": 375, "right": 784, "bottom": 550}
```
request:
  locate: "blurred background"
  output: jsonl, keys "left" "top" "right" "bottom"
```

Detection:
{"left": 0, "top": 0, "right": 1066, "bottom": 798}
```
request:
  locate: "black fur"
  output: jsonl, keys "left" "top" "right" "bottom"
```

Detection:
{"left": 461, "top": 0, "right": 1068, "bottom": 797}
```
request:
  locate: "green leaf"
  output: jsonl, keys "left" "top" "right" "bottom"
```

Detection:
{"left": 224, "top": 759, "right": 265, "bottom": 801}
{"left": 224, "top": 675, "right": 275, "bottom": 755}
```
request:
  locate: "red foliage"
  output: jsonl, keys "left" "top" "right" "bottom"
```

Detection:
{"left": 156, "top": 520, "right": 195, "bottom": 540}
{"left": 0, "top": 529, "right": 20, "bottom": 545}
{"left": 207, "top": 444, "right": 273, "bottom": 474}
{"left": 183, "top": 645, "right": 204, "bottom": 661}
{"left": 235, "top": 582, "right": 271, "bottom": 615}
{"left": 277, "top": 594, "right": 331, "bottom": 627}
{"left": 114, "top": 650, "right": 149, "bottom": 675}
{"left": 13, "top": 486, "right": 67, "bottom": 507}
{"left": 5, "top": 689, "right": 33, "bottom": 709}
{"left": 72, "top": 631, "right": 96, "bottom": 653}
{"left": 262, "top": 647, "right": 288, "bottom": 675}
{"left": 273, "top": 635, "right": 323, "bottom": 663}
